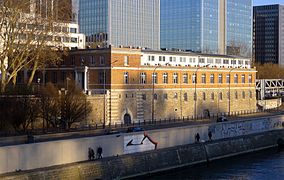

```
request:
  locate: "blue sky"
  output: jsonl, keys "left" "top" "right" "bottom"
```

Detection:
{"left": 254, "top": 0, "right": 284, "bottom": 6}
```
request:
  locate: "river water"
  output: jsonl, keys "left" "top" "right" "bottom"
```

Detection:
{"left": 135, "top": 148, "right": 284, "bottom": 180}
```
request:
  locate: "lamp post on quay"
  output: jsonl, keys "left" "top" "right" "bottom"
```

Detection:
{"left": 194, "top": 63, "right": 210, "bottom": 119}
{"left": 151, "top": 65, "right": 160, "bottom": 123}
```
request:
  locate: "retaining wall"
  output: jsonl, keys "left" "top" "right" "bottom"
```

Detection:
{"left": 1, "top": 129, "right": 283, "bottom": 180}
{"left": 0, "top": 115, "right": 283, "bottom": 175}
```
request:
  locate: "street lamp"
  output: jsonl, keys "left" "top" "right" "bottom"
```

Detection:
{"left": 194, "top": 63, "right": 210, "bottom": 119}
{"left": 151, "top": 65, "right": 160, "bottom": 123}
{"left": 228, "top": 68, "right": 235, "bottom": 116}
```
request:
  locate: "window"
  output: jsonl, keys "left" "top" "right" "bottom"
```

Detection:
{"left": 183, "top": 73, "right": 188, "bottom": 84}
{"left": 99, "top": 72, "right": 105, "bottom": 84}
{"left": 148, "top": 56, "right": 155, "bottom": 61}
{"left": 242, "top": 91, "right": 246, "bottom": 99}
{"left": 218, "top": 74, "right": 223, "bottom": 84}
{"left": 80, "top": 57, "right": 85, "bottom": 65}
{"left": 163, "top": 93, "right": 168, "bottom": 100}
{"left": 173, "top": 73, "right": 178, "bottom": 84}
{"left": 184, "top": 93, "right": 188, "bottom": 101}
{"left": 223, "top": 59, "right": 229, "bottom": 64}
{"left": 70, "top": 28, "right": 77, "bottom": 33}
{"left": 215, "top": 59, "right": 222, "bottom": 64}
{"left": 207, "top": 58, "right": 214, "bottom": 64}
{"left": 198, "top": 58, "right": 205, "bottom": 63}
{"left": 202, "top": 74, "right": 206, "bottom": 84}
{"left": 219, "top": 92, "right": 223, "bottom": 100}
{"left": 249, "top": 75, "right": 252, "bottom": 84}
{"left": 70, "top": 37, "right": 78, "bottom": 43}
{"left": 159, "top": 56, "right": 165, "bottom": 61}
{"left": 124, "top": 72, "right": 129, "bottom": 84}
{"left": 140, "top": 72, "right": 146, "bottom": 84}
{"left": 211, "top": 93, "right": 214, "bottom": 100}
{"left": 226, "top": 74, "right": 230, "bottom": 84}
{"left": 180, "top": 57, "right": 186, "bottom": 62}
{"left": 249, "top": 91, "right": 253, "bottom": 98}
{"left": 99, "top": 56, "right": 105, "bottom": 65}
{"left": 163, "top": 73, "right": 168, "bottom": 84}
{"left": 90, "top": 56, "right": 95, "bottom": 65}
{"left": 169, "top": 57, "right": 176, "bottom": 62}
{"left": 124, "top": 56, "right": 129, "bottom": 66}
{"left": 234, "top": 74, "right": 238, "bottom": 84}
{"left": 210, "top": 74, "right": 214, "bottom": 84}
{"left": 142, "top": 94, "right": 146, "bottom": 100}
{"left": 241, "top": 74, "right": 245, "bottom": 84}
{"left": 192, "top": 74, "right": 197, "bottom": 84}
{"left": 238, "top": 60, "right": 243, "bottom": 65}
{"left": 154, "top": 93, "right": 158, "bottom": 100}
{"left": 174, "top": 92, "right": 178, "bottom": 99}
{"left": 71, "top": 56, "right": 75, "bottom": 65}
{"left": 152, "top": 73, "right": 158, "bottom": 84}
{"left": 231, "top": 60, "right": 237, "bottom": 65}
{"left": 235, "top": 91, "right": 238, "bottom": 99}
{"left": 203, "top": 92, "right": 206, "bottom": 101}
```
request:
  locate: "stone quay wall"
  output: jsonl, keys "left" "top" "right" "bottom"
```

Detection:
{"left": 0, "top": 115, "right": 283, "bottom": 175}
{"left": 1, "top": 129, "right": 283, "bottom": 180}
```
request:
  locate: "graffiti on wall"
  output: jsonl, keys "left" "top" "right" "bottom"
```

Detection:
{"left": 209, "top": 117, "right": 284, "bottom": 139}
{"left": 124, "top": 132, "right": 158, "bottom": 154}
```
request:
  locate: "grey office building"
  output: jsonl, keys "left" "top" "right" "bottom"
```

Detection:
{"left": 161, "top": 0, "right": 252, "bottom": 57}
{"left": 78, "top": 0, "right": 160, "bottom": 50}
{"left": 253, "top": 4, "right": 284, "bottom": 65}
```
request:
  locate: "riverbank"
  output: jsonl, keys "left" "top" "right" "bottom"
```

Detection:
{"left": 1, "top": 129, "right": 283, "bottom": 180}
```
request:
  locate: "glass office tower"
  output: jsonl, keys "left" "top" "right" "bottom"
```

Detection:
{"left": 226, "top": 0, "right": 252, "bottom": 57}
{"left": 79, "top": 0, "right": 160, "bottom": 50}
{"left": 253, "top": 4, "right": 284, "bottom": 65}
{"left": 161, "top": 0, "right": 252, "bottom": 57}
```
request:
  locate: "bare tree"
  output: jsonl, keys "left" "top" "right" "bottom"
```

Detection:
{"left": 61, "top": 81, "right": 92, "bottom": 129}
{"left": 0, "top": 0, "right": 70, "bottom": 93}
{"left": 39, "top": 83, "right": 61, "bottom": 129}
{"left": 226, "top": 41, "right": 252, "bottom": 58}
{"left": 255, "top": 62, "right": 284, "bottom": 79}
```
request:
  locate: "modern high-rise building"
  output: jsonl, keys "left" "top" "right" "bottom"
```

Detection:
{"left": 78, "top": 0, "right": 160, "bottom": 50}
{"left": 161, "top": 0, "right": 252, "bottom": 57}
{"left": 253, "top": 4, "right": 284, "bottom": 65}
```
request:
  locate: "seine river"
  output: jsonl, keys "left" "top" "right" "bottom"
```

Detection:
{"left": 135, "top": 148, "right": 284, "bottom": 180}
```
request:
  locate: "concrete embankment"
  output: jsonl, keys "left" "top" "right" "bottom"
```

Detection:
{"left": 1, "top": 129, "right": 283, "bottom": 180}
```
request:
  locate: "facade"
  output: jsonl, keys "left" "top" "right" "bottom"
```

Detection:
{"left": 253, "top": 4, "right": 284, "bottom": 65}
{"left": 160, "top": 0, "right": 252, "bottom": 57}
{"left": 78, "top": 0, "right": 160, "bottom": 50}
{"left": 45, "top": 47, "right": 257, "bottom": 125}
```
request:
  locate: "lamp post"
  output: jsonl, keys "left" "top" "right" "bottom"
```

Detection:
{"left": 194, "top": 67, "right": 200, "bottom": 119}
{"left": 194, "top": 63, "right": 210, "bottom": 119}
{"left": 228, "top": 68, "right": 236, "bottom": 116}
{"left": 151, "top": 65, "right": 160, "bottom": 123}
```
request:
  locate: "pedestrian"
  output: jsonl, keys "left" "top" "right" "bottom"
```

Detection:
{"left": 97, "top": 146, "right": 103, "bottom": 159}
{"left": 88, "top": 148, "right": 95, "bottom": 161}
{"left": 208, "top": 131, "right": 212, "bottom": 141}
{"left": 195, "top": 133, "right": 200, "bottom": 143}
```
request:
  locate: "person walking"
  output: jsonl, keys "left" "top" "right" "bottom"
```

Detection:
{"left": 97, "top": 146, "right": 103, "bottom": 159}
{"left": 195, "top": 133, "right": 200, "bottom": 143}
{"left": 208, "top": 131, "right": 212, "bottom": 141}
{"left": 88, "top": 148, "right": 95, "bottom": 160}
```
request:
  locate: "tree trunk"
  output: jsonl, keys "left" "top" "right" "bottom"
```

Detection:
{"left": 27, "top": 61, "right": 38, "bottom": 86}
